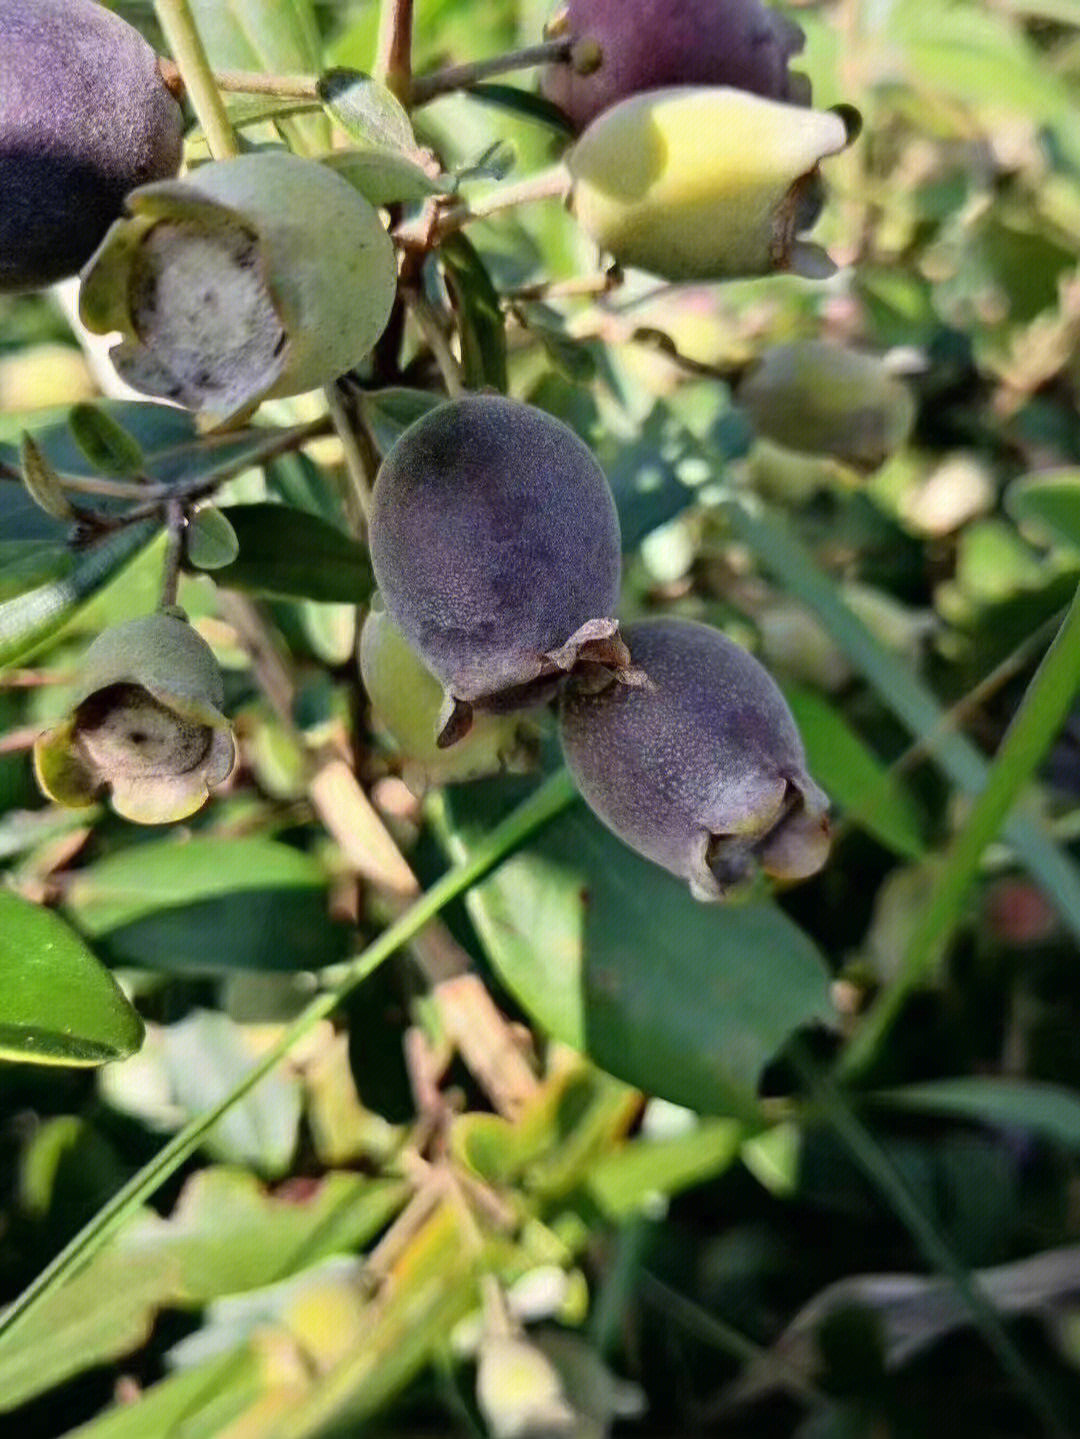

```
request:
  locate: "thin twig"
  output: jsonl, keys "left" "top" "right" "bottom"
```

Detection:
{"left": 503, "top": 269, "right": 622, "bottom": 304}
{"left": 324, "top": 383, "right": 377, "bottom": 527}
{"left": 376, "top": 0, "right": 414, "bottom": 102}
{"left": 159, "top": 499, "right": 185, "bottom": 608}
{"left": 406, "top": 292, "right": 466, "bottom": 398}
{"left": 436, "top": 165, "right": 572, "bottom": 241}
{"left": 410, "top": 37, "right": 576, "bottom": 106}
{"left": 153, "top": 0, "right": 238, "bottom": 160}
{"left": 158, "top": 59, "right": 319, "bottom": 99}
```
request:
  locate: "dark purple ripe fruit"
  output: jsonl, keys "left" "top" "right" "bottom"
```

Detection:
{"left": 560, "top": 617, "right": 830, "bottom": 900}
{"left": 0, "top": 0, "right": 184, "bottom": 292}
{"left": 369, "top": 394, "right": 630, "bottom": 747}
{"left": 541, "top": 0, "right": 807, "bottom": 134}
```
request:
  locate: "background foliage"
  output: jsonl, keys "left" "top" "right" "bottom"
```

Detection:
{"left": 4, "top": 0, "right": 1080, "bottom": 1435}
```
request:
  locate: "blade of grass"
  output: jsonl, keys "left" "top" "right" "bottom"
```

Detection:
{"left": 841, "top": 578, "right": 1080, "bottom": 1079}
{"left": 724, "top": 500, "right": 1080, "bottom": 946}
{"left": 795, "top": 1047, "right": 1068, "bottom": 1438}
{"left": 0, "top": 769, "right": 577, "bottom": 1352}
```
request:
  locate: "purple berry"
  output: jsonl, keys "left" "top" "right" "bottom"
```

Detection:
{"left": 0, "top": 0, "right": 184, "bottom": 292}
{"left": 541, "top": 0, "right": 807, "bottom": 134}
{"left": 559, "top": 617, "right": 830, "bottom": 900}
{"left": 369, "top": 395, "right": 631, "bottom": 746}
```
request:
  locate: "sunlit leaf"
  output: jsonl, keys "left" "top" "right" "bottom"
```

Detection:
{"left": 0, "top": 891, "right": 143, "bottom": 1066}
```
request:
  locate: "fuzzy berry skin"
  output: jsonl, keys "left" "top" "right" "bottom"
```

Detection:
{"left": 541, "top": 0, "right": 806, "bottom": 134}
{"left": 369, "top": 395, "right": 624, "bottom": 742}
{"left": 0, "top": 0, "right": 184, "bottom": 292}
{"left": 559, "top": 617, "right": 830, "bottom": 900}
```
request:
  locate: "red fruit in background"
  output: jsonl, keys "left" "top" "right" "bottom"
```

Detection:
{"left": 541, "top": 0, "right": 807, "bottom": 133}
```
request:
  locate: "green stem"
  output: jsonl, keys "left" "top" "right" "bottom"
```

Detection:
{"left": 723, "top": 501, "right": 1080, "bottom": 959}
{"left": 154, "top": 0, "right": 239, "bottom": 159}
{"left": 840, "top": 578, "right": 1080, "bottom": 1080}
{"left": 0, "top": 770, "right": 577, "bottom": 1351}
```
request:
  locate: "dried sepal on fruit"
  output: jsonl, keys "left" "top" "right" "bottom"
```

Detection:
{"left": 559, "top": 617, "right": 830, "bottom": 900}
{"left": 369, "top": 394, "right": 635, "bottom": 746}
{"left": 34, "top": 610, "right": 235, "bottom": 825}
{"left": 567, "top": 87, "right": 856, "bottom": 282}
{"left": 541, "top": 0, "right": 807, "bottom": 134}
{"left": 359, "top": 604, "right": 540, "bottom": 792}
{"left": 0, "top": 0, "right": 183, "bottom": 292}
{"left": 79, "top": 152, "right": 397, "bottom": 425}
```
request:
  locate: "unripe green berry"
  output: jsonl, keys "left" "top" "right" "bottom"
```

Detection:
{"left": 568, "top": 87, "right": 853, "bottom": 282}
{"left": 34, "top": 610, "right": 235, "bottom": 825}
{"left": 359, "top": 605, "right": 539, "bottom": 791}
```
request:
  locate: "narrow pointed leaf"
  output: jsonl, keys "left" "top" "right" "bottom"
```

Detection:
{"left": 19, "top": 432, "right": 75, "bottom": 521}
{"left": 67, "top": 404, "right": 146, "bottom": 479}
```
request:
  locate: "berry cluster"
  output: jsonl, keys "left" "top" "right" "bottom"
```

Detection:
{"left": 6, "top": 0, "right": 834, "bottom": 897}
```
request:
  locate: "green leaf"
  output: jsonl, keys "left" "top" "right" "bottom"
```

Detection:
{"left": 62, "top": 835, "right": 349, "bottom": 975}
{"left": 359, "top": 387, "right": 445, "bottom": 457}
{"left": 585, "top": 1119, "right": 745, "bottom": 1219}
{"left": 1005, "top": 468, "right": 1080, "bottom": 552}
{"left": 19, "top": 432, "right": 75, "bottom": 521}
{"left": 435, "top": 781, "right": 832, "bottom": 1116}
{"left": 188, "top": 0, "right": 329, "bottom": 153}
{"left": 0, "top": 1243, "right": 183, "bottom": 1414}
{"left": 0, "top": 521, "right": 159, "bottom": 669}
{"left": 323, "top": 147, "right": 446, "bottom": 205}
{"left": 213, "top": 503, "right": 374, "bottom": 603}
{"left": 0, "top": 891, "right": 143, "bottom": 1066}
{"left": 317, "top": 68, "right": 417, "bottom": 153}
{"left": 0, "top": 1164, "right": 405, "bottom": 1414}
{"left": 128, "top": 1010, "right": 303, "bottom": 1175}
{"left": 874, "top": 1078, "right": 1080, "bottom": 1150}
{"left": 125, "top": 1166, "right": 409, "bottom": 1303}
{"left": 186, "top": 504, "right": 240, "bottom": 570}
{"left": 441, "top": 232, "right": 509, "bottom": 392}
{"left": 724, "top": 500, "right": 1080, "bottom": 952}
{"left": 63, "top": 1351, "right": 260, "bottom": 1439}
{"left": 784, "top": 684, "right": 925, "bottom": 860}
{"left": 464, "top": 81, "right": 577, "bottom": 135}
{"left": 67, "top": 404, "right": 146, "bottom": 479}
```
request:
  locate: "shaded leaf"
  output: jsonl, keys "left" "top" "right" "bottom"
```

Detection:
{"left": 214, "top": 503, "right": 374, "bottom": 603}
{"left": 724, "top": 1244, "right": 1080, "bottom": 1410}
{"left": 874, "top": 1078, "right": 1080, "bottom": 1150}
{"left": 1006, "top": 468, "right": 1080, "bottom": 552}
{"left": 0, "top": 522, "right": 159, "bottom": 669}
{"left": 435, "top": 778, "right": 832, "bottom": 1116}
{"left": 67, "top": 404, "right": 145, "bottom": 479}
{"left": 465, "top": 82, "right": 577, "bottom": 135}
{"left": 441, "top": 232, "right": 509, "bottom": 391}
{"left": 784, "top": 685, "right": 925, "bottom": 860}
{"left": 0, "top": 890, "right": 143, "bottom": 1066}
{"left": 63, "top": 835, "right": 349, "bottom": 974}
{"left": 359, "top": 387, "right": 445, "bottom": 457}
